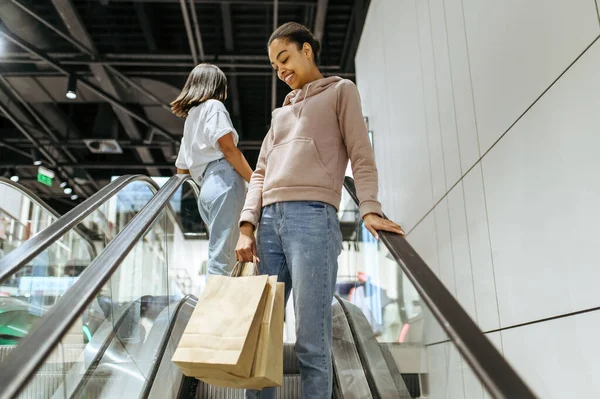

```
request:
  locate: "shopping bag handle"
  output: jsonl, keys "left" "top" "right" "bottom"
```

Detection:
{"left": 230, "top": 258, "right": 259, "bottom": 277}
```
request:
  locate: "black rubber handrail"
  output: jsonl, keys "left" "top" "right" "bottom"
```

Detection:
{"left": 0, "top": 174, "right": 195, "bottom": 399}
{"left": 0, "top": 174, "right": 159, "bottom": 284}
{"left": 0, "top": 176, "right": 97, "bottom": 260}
{"left": 343, "top": 176, "right": 537, "bottom": 399}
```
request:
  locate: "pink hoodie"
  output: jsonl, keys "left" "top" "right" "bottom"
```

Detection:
{"left": 239, "top": 76, "right": 382, "bottom": 227}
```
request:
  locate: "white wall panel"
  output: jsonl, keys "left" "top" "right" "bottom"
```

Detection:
{"left": 483, "top": 39, "right": 600, "bottom": 327}
{"left": 377, "top": 0, "right": 433, "bottom": 230}
{"left": 425, "top": 342, "right": 466, "bottom": 398}
{"left": 463, "top": 165, "right": 500, "bottom": 331}
{"left": 443, "top": 0, "right": 481, "bottom": 171}
{"left": 356, "top": 0, "right": 392, "bottom": 217}
{"left": 428, "top": 0, "right": 462, "bottom": 189}
{"left": 502, "top": 311, "right": 600, "bottom": 398}
{"left": 462, "top": 0, "right": 600, "bottom": 152}
{"left": 447, "top": 183, "right": 478, "bottom": 323}
{"left": 416, "top": 0, "right": 446, "bottom": 203}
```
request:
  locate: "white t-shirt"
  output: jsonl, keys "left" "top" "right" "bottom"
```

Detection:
{"left": 175, "top": 100, "right": 239, "bottom": 184}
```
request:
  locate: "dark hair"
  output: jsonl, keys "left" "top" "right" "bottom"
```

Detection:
{"left": 171, "top": 63, "right": 228, "bottom": 117}
{"left": 268, "top": 22, "right": 322, "bottom": 65}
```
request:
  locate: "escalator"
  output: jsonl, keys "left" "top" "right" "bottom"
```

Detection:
{"left": 0, "top": 174, "right": 537, "bottom": 398}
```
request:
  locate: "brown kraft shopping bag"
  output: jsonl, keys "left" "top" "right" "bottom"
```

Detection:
{"left": 200, "top": 275, "right": 285, "bottom": 389}
{"left": 171, "top": 265, "right": 269, "bottom": 378}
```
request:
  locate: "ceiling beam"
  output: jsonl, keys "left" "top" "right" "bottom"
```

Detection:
{"left": 341, "top": 0, "right": 369, "bottom": 72}
{"left": 1, "top": 70, "right": 354, "bottom": 78}
{"left": 0, "top": 100, "right": 88, "bottom": 198}
{"left": 134, "top": 2, "right": 157, "bottom": 52}
{"left": 10, "top": 0, "right": 172, "bottom": 113}
{"left": 221, "top": 2, "right": 242, "bottom": 133}
{"left": 189, "top": 0, "right": 205, "bottom": 61}
{"left": 3, "top": 138, "right": 265, "bottom": 151}
{"left": 0, "top": 28, "right": 178, "bottom": 144}
{"left": 1, "top": 51, "right": 268, "bottom": 62}
{"left": 89, "top": 0, "right": 316, "bottom": 4}
{"left": 313, "top": 0, "right": 329, "bottom": 41}
{"left": 51, "top": 0, "right": 161, "bottom": 176}
{"left": 0, "top": 56, "right": 342, "bottom": 70}
{"left": 303, "top": 4, "right": 315, "bottom": 31}
{"left": 179, "top": 0, "right": 199, "bottom": 65}
{"left": 0, "top": 76, "right": 100, "bottom": 194}
{"left": 1, "top": 163, "right": 194, "bottom": 170}
{"left": 0, "top": 140, "right": 34, "bottom": 159}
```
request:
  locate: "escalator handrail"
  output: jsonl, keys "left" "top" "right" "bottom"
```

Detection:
{"left": 0, "top": 174, "right": 157, "bottom": 284}
{"left": 0, "top": 174, "right": 193, "bottom": 399}
{"left": 141, "top": 295, "right": 198, "bottom": 398}
{"left": 343, "top": 176, "right": 537, "bottom": 399}
{"left": 0, "top": 176, "right": 98, "bottom": 261}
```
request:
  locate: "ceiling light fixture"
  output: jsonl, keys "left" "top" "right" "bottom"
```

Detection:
{"left": 71, "top": 194, "right": 78, "bottom": 201}
{"left": 64, "top": 187, "right": 73, "bottom": 195}
{"left": 10, "top": 174, "right": 19, "bottom": 183}
{"left": 66, "top": 74, "right": 77, "bottom": 100}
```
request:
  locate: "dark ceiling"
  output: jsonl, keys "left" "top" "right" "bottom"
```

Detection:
{"left": 0, "top": 0, "right": 370, "bottom": 213}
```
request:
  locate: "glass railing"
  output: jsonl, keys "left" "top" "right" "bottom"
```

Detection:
{"left": 33, "top": 209, "right": 178, "bottom": 399}
{"left": 0, "top": 177, "right": 95, "bottom": 264}
{"left": 338, "top": 177, "right": 537, "bottom": 399}
{"left": 0, "top": 176, "right": 160, "bottom": 346}
{"left": 0, "top": 175, "right": 200, "bottom": 399}
{"left": 0, "top": 207, "right": 27, "bottom": 260}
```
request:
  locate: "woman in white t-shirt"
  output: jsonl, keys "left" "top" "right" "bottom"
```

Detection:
{"left": 172, "top": 64, "right": 253, "bottom": 275}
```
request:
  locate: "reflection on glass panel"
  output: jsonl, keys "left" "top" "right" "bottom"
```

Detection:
{"left": 336, "top": 184, "right": 493, "bottom": 398}
{"left": 0, "top": 180, "right": 156, "bottom": 346}
{"left": 12, "top": 209, "right": 178, "bottom": 399}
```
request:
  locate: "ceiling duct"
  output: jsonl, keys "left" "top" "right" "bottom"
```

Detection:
{"left": 84, "top": 103, "right": 123, "bottom": 154}
{"left": 83, "top": 139, "right": 122, "bottom": 154}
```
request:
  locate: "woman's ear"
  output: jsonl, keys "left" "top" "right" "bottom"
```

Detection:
{"left": 302, "top": 42, "right": 312, "bottom": 59}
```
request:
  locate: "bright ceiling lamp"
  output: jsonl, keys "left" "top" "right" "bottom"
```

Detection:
{"left": 66, "top": 74, "right": 77, "bottom": 100}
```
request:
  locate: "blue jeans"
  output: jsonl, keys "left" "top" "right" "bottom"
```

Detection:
{"left": 198, "top": 158, "right": 246, "bottom": 276}
{"left": 246, "top": 201, "right": 342, "bottom": 399}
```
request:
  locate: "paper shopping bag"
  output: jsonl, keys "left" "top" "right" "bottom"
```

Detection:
{"left": 200, "top": 276, "right": 285, "bottom": 389}
{"left": 171, "top": 272, "right": 269, "bottom": 378}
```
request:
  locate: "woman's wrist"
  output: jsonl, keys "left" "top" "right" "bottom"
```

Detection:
{"left": 240, "top": 222, "right": 255, "bottom": 235}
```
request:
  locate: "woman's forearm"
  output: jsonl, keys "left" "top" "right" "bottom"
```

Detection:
{"left": 223, "top": 148, "right": 253, "bottom": 182}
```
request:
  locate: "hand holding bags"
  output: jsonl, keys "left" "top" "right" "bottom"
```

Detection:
{"left": 172, "top": 262, "right": 285, "bottom": 389}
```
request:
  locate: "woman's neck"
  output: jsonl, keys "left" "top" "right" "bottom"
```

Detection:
{"left": 304, "top": 69, "right": 324, "bottom": 86}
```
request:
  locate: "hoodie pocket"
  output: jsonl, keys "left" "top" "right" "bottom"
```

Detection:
{"left": 264, "top": 138, "right": 333, "bottom": 192}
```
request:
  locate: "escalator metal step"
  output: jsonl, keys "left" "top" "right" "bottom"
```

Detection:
{"left": 283, "top": 343, "right": 299, "bottom": 374}
{"left": 195, "top": 374, "right": 301, "bottom": 399}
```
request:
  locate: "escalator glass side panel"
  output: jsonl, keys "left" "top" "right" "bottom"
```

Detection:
{"left": 337, "top": 183, "right": 496, "bottom": 399}
{"left": 0, "top": 180, "right": 157, "bottom": 346}
{"left": 14, "top": 208, "right": 181, "bottom": 399}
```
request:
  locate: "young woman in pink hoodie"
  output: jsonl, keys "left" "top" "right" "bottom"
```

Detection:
{"left": 235, "top": 22, "right": 404, "bottom": 399}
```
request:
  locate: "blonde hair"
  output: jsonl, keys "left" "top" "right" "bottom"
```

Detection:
{"left": 171, "top": 63, "right": 228, "bottom": 117}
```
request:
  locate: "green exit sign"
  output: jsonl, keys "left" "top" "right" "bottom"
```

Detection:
{"left": 37, "top": 166, "right": 55, "bottom": 187}
{"left": 37, "top": 173, "right": 53, "bottom": 186}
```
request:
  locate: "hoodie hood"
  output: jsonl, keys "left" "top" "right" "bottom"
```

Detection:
{"left": 282, "top": 76, "right": 342, "bottom": 107}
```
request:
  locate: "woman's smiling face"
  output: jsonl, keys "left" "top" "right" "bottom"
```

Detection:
{"left": 268, "top": 38, "right": 316, "bottom": 90}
